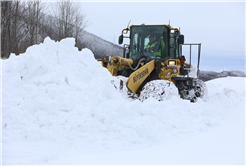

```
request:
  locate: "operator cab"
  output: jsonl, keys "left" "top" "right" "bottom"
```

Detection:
{"left": 119, "top": 24, "right": 184, "bottom": 62}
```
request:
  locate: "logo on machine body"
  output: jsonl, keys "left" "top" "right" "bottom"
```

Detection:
{"left": 133, "top": 68, "right": 148, "bottom": 83}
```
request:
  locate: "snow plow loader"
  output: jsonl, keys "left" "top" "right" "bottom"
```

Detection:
{"left": 98, "top": 23, "right": 207, "bottom": 102}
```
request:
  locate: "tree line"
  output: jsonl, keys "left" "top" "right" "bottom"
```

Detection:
{"left": 1, "top": 0, "right": 88, "bottom": 59}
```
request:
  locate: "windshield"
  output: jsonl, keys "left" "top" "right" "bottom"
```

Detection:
{"left": 129, "top": 25, "right": 169, "bottom": 61}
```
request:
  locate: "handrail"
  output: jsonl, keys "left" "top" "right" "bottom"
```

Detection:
{"left": 182, "top": 43, "right": 202, "bottom": 78}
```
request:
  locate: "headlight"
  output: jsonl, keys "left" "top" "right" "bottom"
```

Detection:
{"left": 168, "top": 60, "right": 176, "bottom": 66}
{"left": 170, "top": 29, "right": 175, "bottom": 33}
{"left": 168, "top": 60, "right": 176, "bottom": 67}
{"left": 123, "top": 29, "right": 128, "bottom": 34}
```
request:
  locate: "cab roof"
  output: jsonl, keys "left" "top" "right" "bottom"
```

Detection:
{"left": 129, "top": 24, "right": 179, "bottom": 31}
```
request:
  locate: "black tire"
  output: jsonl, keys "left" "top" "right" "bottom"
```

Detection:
{"left": 178, "top": 78, "right": 208, "bottom": 102}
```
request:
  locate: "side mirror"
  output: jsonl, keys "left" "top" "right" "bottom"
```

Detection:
{"left": 178, "top": 35, "right": 184, "bottom": 44}
{"left": 118, "top": 35, "right": 123, "bottom": 45}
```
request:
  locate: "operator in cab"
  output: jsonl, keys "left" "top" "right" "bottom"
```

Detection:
{"left": 144, "top": 35, "right": 161, "bottom": 57}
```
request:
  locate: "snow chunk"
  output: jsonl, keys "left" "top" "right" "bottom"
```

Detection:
{"left": 139, "top": 80, "right": 179, "bottom": 102}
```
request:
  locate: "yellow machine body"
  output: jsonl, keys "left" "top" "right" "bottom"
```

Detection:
{"left": 100, "top": 55, "right": 192, "bottom": 95}
{"left": 97, "top": 23, "right": 203, "bottom": 102}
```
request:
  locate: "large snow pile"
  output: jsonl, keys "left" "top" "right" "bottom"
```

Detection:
{"left": 1, "top": 37, "right": 245, "bottom": 165}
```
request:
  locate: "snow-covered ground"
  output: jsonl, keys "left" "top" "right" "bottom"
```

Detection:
{"left": 1, "top": 37, "right": 245, "bottom": 165}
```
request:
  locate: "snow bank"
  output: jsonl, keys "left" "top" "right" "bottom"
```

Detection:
{"left": 2, "top": 37, "right": 245, "bottom": 164}
{"left": 2, "top": 37, "right": 124, "bottom": 144}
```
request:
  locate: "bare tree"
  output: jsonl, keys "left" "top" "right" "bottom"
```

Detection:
{"left": 1, "top": 1, "right": 13, "bottom": 58}
{"left": 12, "top": 1, "right": 27, "bottom": 55}
{"left": 1, "top": 1, "right": 27, "bottom": 58}
{"left": 74, "top": 6, "right": 88, "bottom": 43}
{"left": 23, "top": 0, "right": 46, "bottom": 46}
{"left": 1, "top": 0, "right": 89, "bottom": 59}
{"left": 51, "top": 0, "right": 88, "bottom": 41}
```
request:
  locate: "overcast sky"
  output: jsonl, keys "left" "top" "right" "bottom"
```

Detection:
{"left": 50, "top": 1, "right": 243, "bottom": 71}
{"left": 79, "top": 1, "right": 245, "bottom": 71}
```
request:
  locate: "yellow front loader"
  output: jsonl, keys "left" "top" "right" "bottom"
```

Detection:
{"left": 98, "top": 24, "right": 206, "bottom": 102}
